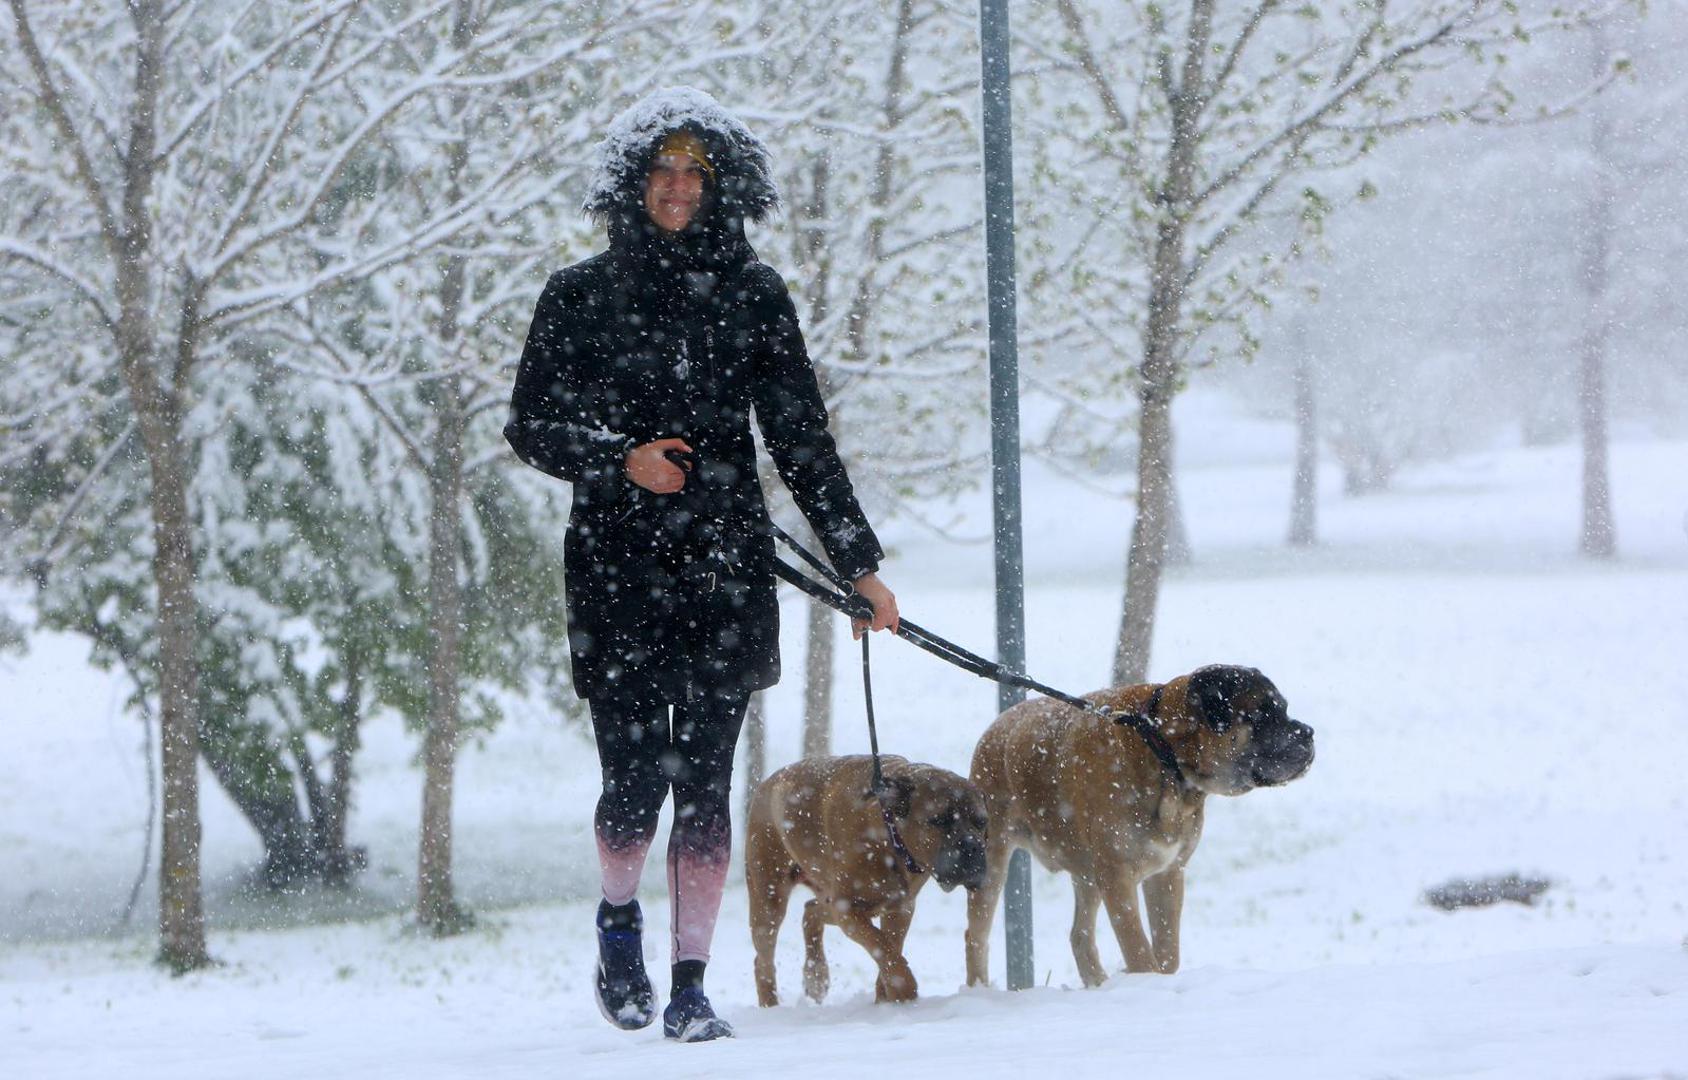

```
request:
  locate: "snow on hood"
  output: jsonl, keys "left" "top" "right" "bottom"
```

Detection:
{"left": 582, "top": 86, "right": 780, "bottom": 223}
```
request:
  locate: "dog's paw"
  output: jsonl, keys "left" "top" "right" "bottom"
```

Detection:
{"left": 875, "top": 963, "right": 919, "bottom": 1003}
{"left": 803, "top": 956, "right": 830, "bottom": 1003}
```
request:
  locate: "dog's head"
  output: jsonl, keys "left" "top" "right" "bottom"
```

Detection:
{"left": 875, "top": 767, "right": 990, "bottom": 893}
{"left": 1166, "top": 665, "right": 1315, "bottom": 796}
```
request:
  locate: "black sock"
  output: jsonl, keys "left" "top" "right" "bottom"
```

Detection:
{"left": 671, "top": 960, "right": 706, "bottom": 995}
{"left": 597, "top": 899, "right": 641, "bottom": 933}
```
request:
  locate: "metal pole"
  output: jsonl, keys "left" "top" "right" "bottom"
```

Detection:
{"left": 979, "top": 0, "right": 1033, "bottom": 992}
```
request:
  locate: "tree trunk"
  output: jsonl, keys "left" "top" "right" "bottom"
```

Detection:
{"left": 1112, "top": 0, "right": 1212, "bottom": 687}
{"left": 109, "top": 0, "right": 208, "bottom": 971}
{"left": 794, "top": 151, "right": 839, "bottom": 762}
{"left": 1579, "top": 339, "right": 1614, "bottom": 558}
{"left": 1115, "top": 381, "right": 1176, "bottom": 686}
{"left": 289, "top": 728, "right": 329, "bottom": 880}
{"left": 418, "top": 373, "right": 470, "bottom": 934}
{"left": 200, "top": 719, "right": 315, "bottom": 887}
{"left": 319, "top": 658, "right": 364, "bottom": 885}
{"left": 144, "top": 419, "right": 209, "bottom": 970}
{"left": 1578, "top": 29, "right": 1616, "bottom": 560}
{"left": 1339, "top": 446, "right": 1394, "bottom": 497}
{"left": 285, "top": 655, "right": 364, "bottom": 887}
{"left": 417, "top": 23, "right": 476, "bottom": 932}
{"left": 801, "top": 599, "right": 834, "bottom": 759}
{"left": 1289, "top": 344, "right": 1318, "bottom": 547}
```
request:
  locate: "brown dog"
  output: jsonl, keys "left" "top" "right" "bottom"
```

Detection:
{"left": 965, "top": 665, "right": 1314, "bottom": 987}
{"left": 747, "top": 754, "right": 989, "bottom": 1005}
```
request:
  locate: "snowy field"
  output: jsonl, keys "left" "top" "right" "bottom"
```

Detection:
{"left": 3, "top": 399, "right": 1687, "bottom": 1078}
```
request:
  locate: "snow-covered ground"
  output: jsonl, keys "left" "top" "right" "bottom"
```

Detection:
{"left": 4, "top": 398, "right": 1686, "bottom": 1078}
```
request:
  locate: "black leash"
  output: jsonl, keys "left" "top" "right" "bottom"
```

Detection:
{"left": 766, "top": 524, "right": 1186, "bottom": 785}
{"left": 773, "top": 527, "right": 923, "bottom": 870}
{"left": 859, "top": 629, "right": 923, "bottom": 874}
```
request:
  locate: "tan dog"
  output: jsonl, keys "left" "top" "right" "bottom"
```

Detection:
{"left": 965, "top": 665, "right": 1314, "bottom": 987}
{"left": 747, "top": 754, "right": 989, "bottom": 1005}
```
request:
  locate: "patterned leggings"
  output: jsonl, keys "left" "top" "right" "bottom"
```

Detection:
{"left": 589, "top": 688, "right": 747, "bottom": 965}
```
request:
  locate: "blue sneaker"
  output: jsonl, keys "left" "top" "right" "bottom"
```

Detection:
{"left": 662, "top": 987, "right": 734, "bottom": 1042}
{"left": 594, "top": 902, "right": 655, "bottom": 1030}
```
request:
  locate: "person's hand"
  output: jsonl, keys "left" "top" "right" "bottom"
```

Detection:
{"left": 850, "top": 572, "right": 899, "bottom": 640}
{"left": 625, "top": 438, "right": 693, "bottom": 494}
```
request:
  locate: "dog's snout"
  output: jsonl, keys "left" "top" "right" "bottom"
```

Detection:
{"left": 1289, "top": 720, "right": 1314, "bottom": 762}
{"left": 935, "top": 835, "right": 989, "bottom": 892}
{"left": 1251, "top": 719, "right": 1314, "bottom": 785}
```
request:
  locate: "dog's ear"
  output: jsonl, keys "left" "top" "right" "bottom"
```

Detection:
{"left": 882, "top": 776, "right": 915, "bottom": 819}
{"left": 1188, "top": 665, "right": 1261, "bottom": 731}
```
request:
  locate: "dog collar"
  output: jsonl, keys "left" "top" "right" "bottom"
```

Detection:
{"left": 1117, "top": 683, "right": 1188, "bottom": 787}
{"left": 878, "top": 798, "right": 925, "bottom": 876}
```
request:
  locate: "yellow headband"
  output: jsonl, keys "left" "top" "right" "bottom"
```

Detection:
{"left": 654, "top": 130, "right": 714, "bottom": 180}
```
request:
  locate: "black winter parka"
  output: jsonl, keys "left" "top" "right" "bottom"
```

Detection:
{"left": 504, "top": 112, "right": 880, "bottom": 703}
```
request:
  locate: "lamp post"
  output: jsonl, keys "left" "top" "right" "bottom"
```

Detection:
{"left": 979, "top": 0, "right": 1032, "bottom": 992}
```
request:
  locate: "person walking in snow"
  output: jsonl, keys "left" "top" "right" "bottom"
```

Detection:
{"left": 504, "top": 87, "right": 898, "bottom": 1042}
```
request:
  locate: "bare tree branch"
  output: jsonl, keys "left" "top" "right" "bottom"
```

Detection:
{"left": 4, "top": 0, "right": 121, "bottom": 250}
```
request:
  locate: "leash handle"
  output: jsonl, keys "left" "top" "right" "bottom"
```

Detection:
{"left": 769, "top": 542, "right": 875, "bottom": 622}
{"left": 769, "top": 522, "right": 852, "bottom": 591}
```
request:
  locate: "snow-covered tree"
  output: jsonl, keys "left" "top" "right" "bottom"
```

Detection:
{"left": 0, "top": 0, "right": 678, "bottom": 964}
{"left": 1013, "top": 0, "right": 1630, "bottom": 683}
{"left": 1231, "top": 2, "right": 1680, "bottom": 551}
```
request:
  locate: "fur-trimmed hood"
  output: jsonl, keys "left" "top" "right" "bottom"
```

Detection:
{"left": 582, "top": 86, "right": 780, "bottom": 225}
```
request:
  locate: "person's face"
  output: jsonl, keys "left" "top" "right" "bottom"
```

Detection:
{"left": 644, "top": 154, "right": 707, "bottom": 233}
